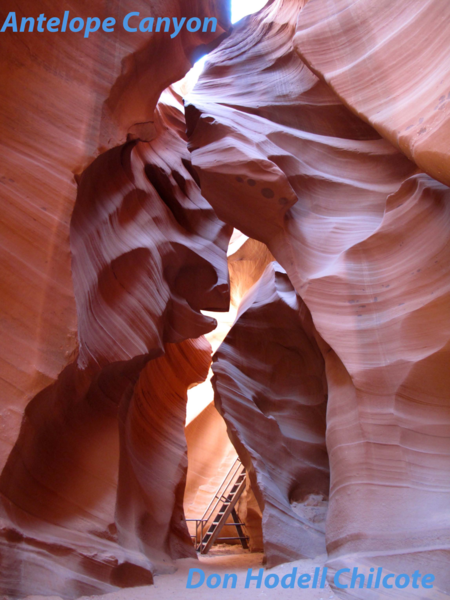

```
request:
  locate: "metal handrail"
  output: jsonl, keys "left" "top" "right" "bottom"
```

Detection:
{"left": 186, "top": 456, "right": 245, "bottom": 550}
{"left": 200, "top": 456, "right": 242, "bottom": 522}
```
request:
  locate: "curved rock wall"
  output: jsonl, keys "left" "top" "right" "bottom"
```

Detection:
{"left": 186, "top": 0, "right": 450, "bottom": 592}
{"left": 0, "top": 338, "right": 211, "bottom": 597}
{"left": 71, "top": 87, "right": 231, "bottom": 369}
{"left": 0, "top": 38, "right": 231, "bottom": 596}
{"left": 184, "top": 237, "right": 273, "bottom": 552}
{"left": 213, "top": 262, "right": 329, "bottom": 566}
{"left": 1, "top": 0, "right": 450, "bottom": 596}
{"left": 116, "top": 337, "right": 211, "bottom": 566}
{"left": 294, "top": 0, "right": 450, "bottom": 187}
{"left": 0, "top": 356, "right": 149, "bottom": 598}
{"left": 0, "top": 0, "right": 229, "bottom": 472}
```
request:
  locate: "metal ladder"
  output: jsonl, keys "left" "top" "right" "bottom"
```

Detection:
{"left": 187, "top": 457, "right": 249, "bottom": 554}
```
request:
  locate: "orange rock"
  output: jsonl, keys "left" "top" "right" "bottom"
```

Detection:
{"left": 213, "top": 262, "right": 329, "bottom": 566}
{"left": 186, "top": 0, "right": 450, "bottom": 591}
{"left": 0, "top": 13, "right": 231, "bottom": 591}
{"left": 294, "top": 0, "right": 450, "bottom": 187}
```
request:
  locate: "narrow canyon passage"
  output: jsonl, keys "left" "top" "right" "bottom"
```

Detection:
{"left": 0, "top": 0, "right": 449, "bottom": 599}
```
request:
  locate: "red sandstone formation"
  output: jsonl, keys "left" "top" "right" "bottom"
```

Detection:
{"left": 185, "top": 402, "right": 237, "bottom": 521}
{"left": 0, "top": 338, "right": 211, "bottom": 596}
{"left": 294, "top": 0, "right": 450, "bottom": 188}
{"left": 0, "top": 0, "right": 229, "bottom": 474}
{"left": 186, "top": 0, "right": 450, "bottom": 593}
{"left": 1, "top": 0, "right": 450, "bottom": 597}
{"left": 184, "top": 238, "right": 273, "bottom": 552}
{"left": 184, "top": 402, "right": 248, "bottom": 547}
{"left": 228, "top": 238, "right": 274, "bottom": 309}
{"left": 0, "top": 40, "right": 232, "bottom": 597}
{"left": 213, "top": 262, "right": 329, "bottom": 566}
{"left": 116, "top": 338, "right": 211, "bottom": 567}
{"left": 71, "top": 86, "right": 231, "bottom": 369}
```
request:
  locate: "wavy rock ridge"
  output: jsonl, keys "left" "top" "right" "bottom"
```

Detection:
{"left": 294, "top": 0, "right": 450, "bottom": 187}
{"left": 0, "top": 0, "right": 229, "bottom": 477}
{"left": 186, "top": 0, "right": 450, "bottom": 593}
{"left": 71, "top": 87, "right": 231, "bottom": 369}
{"left": 0, "top": 77, "right": 231, "bottom": 597}
{"left": 213, "top": 262, "right": 329, "bottom": 566}
{"left": 1, "top": 0, "right": 450, "bottom": 597}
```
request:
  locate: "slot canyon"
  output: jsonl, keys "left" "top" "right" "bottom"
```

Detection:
{"left": 0, "top": 0, "right": 449, "bottom": 599}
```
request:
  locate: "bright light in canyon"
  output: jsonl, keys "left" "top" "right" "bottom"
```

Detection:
{"left": 189, "top": 0, "right": 269, "bottom": 86}
{"left": 231, "top": 0, "right": 268, "bottom": 23}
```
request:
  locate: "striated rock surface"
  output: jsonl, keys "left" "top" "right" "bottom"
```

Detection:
{"left": 185, "top": 397, "right": 264, "bottom": 553}
{"left": 0, "top": 338, "right": 211, "bottom": 597}
{"left": 2, "top": 0, "right": 450, "bottom": 595}
{"left": 0, "top": 0, "right": 229, "bottom": 474}
{"left": 71, "top": 86, "right": 231, "bottom": 369}
{"left": 213, "top": 262, "right": 329, "bottom": 566}
{"left": 187, "top": 0, "right": 450, "bottom": 591}
{"left": 0, "top": 74, "right": 231, "bottom": 596}
{"left": 0, "top": 355, "right": 151, "bottom": 598}
{"left": 294, "top": 0, "right": 450, "bottom": 187}
{"left": 116, "top": 337, "right": 211, "bottom": 567}
{"left": 183, "top": 236, "right": 273, "bottom": 552}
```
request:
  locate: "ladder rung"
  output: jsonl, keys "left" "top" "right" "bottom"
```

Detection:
{"left": 198, "top": 463, "right": 247, "bottom": 554}
{"left": 217, "top": 535, "right": 250, "bottom": 542}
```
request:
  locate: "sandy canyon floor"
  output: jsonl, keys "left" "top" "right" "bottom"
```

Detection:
{"left": 27, "top": 547, "right": 335, "bottom": 600}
